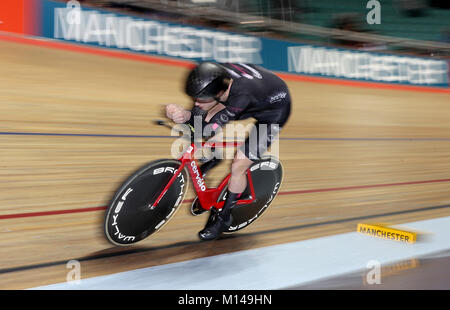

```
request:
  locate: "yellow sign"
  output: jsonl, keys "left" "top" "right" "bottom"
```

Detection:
{"left": 357, "top": 223, "right": 417, "bottom": 243}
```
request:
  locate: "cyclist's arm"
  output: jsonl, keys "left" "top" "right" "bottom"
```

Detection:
{"left": 187, "top": 92, "right": 250, "bottom": 137}
{"left": 205, "top": 93, "right": 250, "bottom": 131}
{"left": 206, "top": 108, "right": 237, "bottom": 129}
{"left": 165, "top": 104, "right": 192, "bottom": 123}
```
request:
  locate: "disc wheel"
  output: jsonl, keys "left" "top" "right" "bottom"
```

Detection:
{"left": 104, "top": 159, "right": 188, "bottom": 246}
{"left": 218, "top": 156, "right": 283, "bottom": 233}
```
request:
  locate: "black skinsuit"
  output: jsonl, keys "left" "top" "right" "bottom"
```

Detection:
{"left": 188, "top": 63, "right": 291, "bottom": 176}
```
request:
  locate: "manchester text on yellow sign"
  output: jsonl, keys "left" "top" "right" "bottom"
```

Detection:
{"left": 357, "top": 223, "right": 417, "bottom": 243}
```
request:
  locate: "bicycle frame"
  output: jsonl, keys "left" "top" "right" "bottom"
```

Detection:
{"left": 152, "top": 141, "right": 256, "bottom": 211}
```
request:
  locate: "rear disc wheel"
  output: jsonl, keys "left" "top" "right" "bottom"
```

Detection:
{"left": 219, "top": 156, "right": 283, "bottom": 233}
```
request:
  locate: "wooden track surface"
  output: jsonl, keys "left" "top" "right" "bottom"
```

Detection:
{"left": 0, "top": 39, "right": 449, "bottom": 289}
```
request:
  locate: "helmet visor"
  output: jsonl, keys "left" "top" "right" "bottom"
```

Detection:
{"left": 194, "top": 77, "right": 227, "bottom": 100}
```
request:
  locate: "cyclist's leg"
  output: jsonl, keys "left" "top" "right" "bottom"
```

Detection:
{"left": 226, "top": 105, "right": 290, "bottom": 208}
{"left": 198, "top": 124, "right": 264, "bottom": 240}
{"left": 198, "top": 150, "right": 252, "bottom": 240}
{"left": 228, "top": 149, "right": 254, "bottom": 193}
{"left": 216, "top": 149, "right": 253, "bottom": 221}
{"left": 199, "top": 106, "right": 290, "bottom": 240}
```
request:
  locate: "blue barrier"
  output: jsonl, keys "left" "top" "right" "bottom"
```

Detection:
{"left": 35, "top": 0, "right": 448, "bottom": 87}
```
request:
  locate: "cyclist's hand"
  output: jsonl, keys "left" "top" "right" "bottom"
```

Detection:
{"left": 165, "top": 104, "right": 177, "bottom": 119}
{"left": 165, "top": 104, "right": 189, "bottom": 124}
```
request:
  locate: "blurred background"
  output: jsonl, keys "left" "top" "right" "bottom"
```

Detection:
{"left": 72, "top": 0, "right": 450, "bottom": 55}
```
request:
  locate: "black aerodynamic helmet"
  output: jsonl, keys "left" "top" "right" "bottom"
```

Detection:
{"left": 185, "top": 62, "right": 230, "bottom": 100}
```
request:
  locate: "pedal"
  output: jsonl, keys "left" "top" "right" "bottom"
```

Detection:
{"left": 190, "top": 197, "right": 208, "bottom": 216}
{"left": 220, "top": 187, "right": 252, "bottom": 202}
{"left": 236, "top": 195, "right": 255, "bottom": 204}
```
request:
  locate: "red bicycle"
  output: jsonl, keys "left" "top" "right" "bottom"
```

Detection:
{"left": 104, "top": 121, "right": 283, "bottom": 246}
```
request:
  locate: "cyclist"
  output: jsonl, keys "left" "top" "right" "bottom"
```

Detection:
{"left": 166, "top": 62, "right": 291, "bottom": 240}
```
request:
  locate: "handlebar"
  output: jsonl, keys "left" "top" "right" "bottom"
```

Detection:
{"left": 153, "top": 119, "right": 242, "bottom": 154}
{"left": 154, "top": 119, "right": 197, "bottom": 142}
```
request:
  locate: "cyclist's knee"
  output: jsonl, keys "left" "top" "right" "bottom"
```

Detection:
{"left": 231, "top": 154, "right": 252, "bottom": 176}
